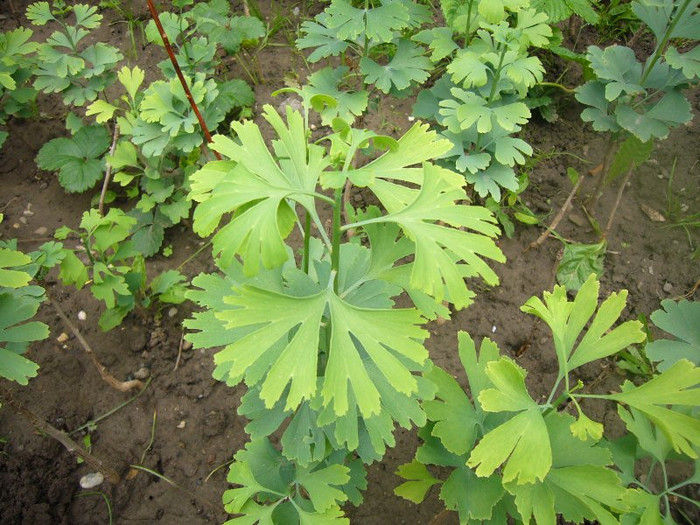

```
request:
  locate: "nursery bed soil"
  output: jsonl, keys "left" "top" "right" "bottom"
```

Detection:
{"left": 1, "top": 1, "right": 699, "bottom": 524}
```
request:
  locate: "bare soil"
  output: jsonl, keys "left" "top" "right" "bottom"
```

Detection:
{"left": 1, "top": 1, "right": 698, "bottom": 524}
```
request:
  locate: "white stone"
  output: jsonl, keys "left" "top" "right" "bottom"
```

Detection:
{"left": 79, "top": 472, "right": 104, "bottom": 489}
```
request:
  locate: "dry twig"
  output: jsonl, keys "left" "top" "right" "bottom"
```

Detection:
{"left": 0, "top": 386, "right": 122, "bottom": 484}
{"left": 50, "top": 297, "right": 144, "bottom": 392}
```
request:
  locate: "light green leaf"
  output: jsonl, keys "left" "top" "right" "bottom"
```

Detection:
{"left": 0, "top": 248, "right": 32, "bottom": 288}
{"left": 117, "top": 65, "right": 145, "bottom": 102}
{"left": 26, "top": 2, "right": 55, "bottom": 25}
{"left": 413, "top": 27, "right": 459, "bottom": 62}
{"left": 618, "top": 405, "right": 671, "bottom": 463}
{"left": 423, "top": 365, "right": 479, "bottom": 456}
{"left": 214, "top": 281, "right": 429, "bottom": 419}
{"left": 465, "top": 163, "right": 519, "bottom": 201}
{"left": 304, "top": 66, "right": 368, "bottom": 126}
{"left": 296, "top": 464, "right": 350, "bottom": 512}
{"left": 646, "top": 299, "right": 700, "bottom": 371}
{"left": 394, "top": 460, "right": 439, "bottom": 503}
{"left": 190, "top": 105, "right": 329, "bottom": 273}
{"left": 607, "top": 360, "right": 700, "bottom": 458}
{"left": 368, "top": 163, "right": 504, "bottom": 309}
{"left": 467, "top": 358, "right": 551, "bottom": 484}
{"left": 521, "top": 275, "right": 646, "bottom": 375}
{"left": 0, "top": 288, "right": 46, "bottom": 384}
{"left": 467, "top": 406, "right": 551, "bottom": 484}
{"left": 85, "top": 99, "right": 118, "bottom": 123}
{"left": 447, "top": 50, "right": 489, "bottom": 88}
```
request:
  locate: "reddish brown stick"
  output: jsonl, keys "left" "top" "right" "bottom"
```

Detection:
{"left": 145, "top": 0, "right": 222, "bottom": 161}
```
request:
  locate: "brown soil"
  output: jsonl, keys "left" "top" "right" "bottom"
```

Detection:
{"left": 1, "top": 2, "right": 698, "bottom": 524}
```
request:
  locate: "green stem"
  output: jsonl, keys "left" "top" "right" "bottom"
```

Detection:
{"left": 302, "top": 210, "right": 311, "bottom": 274}
{"left": 331, "top": 188, "right": 342, "bottom": 293}
{"left": 536, "top": 81, "right": 576, "bottom": 94}
{"left": 465, "top": 1, "right": 474, "bottom": 45}
{"left": 639, "top": 0, "right": 692, "bottom": 86}
{"left": 668, "top": 492, "right": 700, "bottom": 509}
{"left": 475, "top": 44, "right": 508, "bottom": 152}
{"left": 660, "top": 461, "right": 671, "bottom": 517}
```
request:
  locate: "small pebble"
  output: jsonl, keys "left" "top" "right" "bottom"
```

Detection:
{"left": 568, "top": 213, "right": 587, "bottom": 227}
{"left": 34, "top": 226, "right": 48, "bottom": 236}
{"left": 167, "top": 307, "right": 178, "bottom": 318}
{"left": 663, "top": 282, "right": 673, "bottom": 293}
{"left": 407, "top": 116, "right": 415, "bottom": 122}
{"left": 79, "top": 472, "right": 104, "bottom": 489}
{"left": 56, "top": 332, "right": 69, "bottom": 343}
{"left": 19, "top": 217, "right": 27, "bottom": 224}
{"left": 310, "top": 124, "right": 317, "bottom": 130}
{"left": 77, "top": 311, "right": 87, "bottom": 321}
{"left": 177, "top": 420, "right": 186, "bottom": 429}
{"left": 133, "top": 367, "right": 150, "bottom": 380}
{"left": 182, "top": 341, "right": 193, "bottom": 351}
{"left": 492, "top": 325, "right": 497, "bottom": 333}
{"left": 12, "top": 223, "right": 20, "bottom": 229}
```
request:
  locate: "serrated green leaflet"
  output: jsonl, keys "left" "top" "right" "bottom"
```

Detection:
{"left": 213, "top": 281, "right": 428, "bottom": 418}
{"left": 190, "top": 106, "right": 329, "bottom": 273}
{"left": 0, "top": 248, "right": 32, "bottom": 288}
{"left": 606, "top": 361, "right": 700, "bottom": 458}
{"left": 521, "top": 275, "right": 645, "bottom": 377}
{"left": 468, "top": 357, "right": 551, "bottom": 484}
{"left": 646, "top": 299, "right": 700, "bottom": 370}
{"left": 35, "top": 125, "right": 110, "bottom": 193}
{"left": 394, "top": 460, "right": 439, "bottom": 503}
{"left": 423, "top": 365, "right": 479, "bottom": 456}
{"left": 360, "top": 163, "right": 504, "bottom": 309}
{"left": 0, "top": 287, "right": 47, "bottom": 384}
{"left": 360, "top": 39, "right": 432, "bottom": 93}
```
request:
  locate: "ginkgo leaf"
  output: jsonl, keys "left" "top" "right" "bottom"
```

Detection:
{"left": 606, "top": 360, "right": 700, "bottom": 458}
{"left": 412, "top": 27, "right": 458, "bottom": 62}
{"left": 422, "top": 365, "right": 479, "bottom": 456}
{"left": 190, "top": 105, "right": 329, "bottom": 273}
{"left": 586, "top": 45, "right": 644, "bottom": 101}
{"left": 505, "top": 413, "right": 623, "bottom": 525}
{"left": 467, "top": 408, "right": 551, "bottom": 484}
{"left": 365, "top": 164, "right": 504, "bottom": 309}
{"left": 646, "top": 299, "right": 700, "bottom": 371}
{"left": 360, "top": 39, "right": 432, "bottom": 93}
{"left": 296, "top": 21, "right": 350, "bottom": 62}
{"left": 576, "top": 81, "right": 620, "bottom": 133}
{"left": 0, "top": 248, "right": 32, "bottom": 288}
{"left": 615, "top": 88, "right": 693, "bottom": 142}
{"left": 0, "top": 287, "right": 46, "bottom": 384}
{"left": 665, "top": 45, "right": 700, "bottom": 80}
{"left": 521, "top": 275, "right": 645, "bottom": 378}
{"left": 304, "top": 66, "right": 368, "bottom": 125}
{"left": 447, "top": 50, "right": 489, "bottom": 88}
{"left": 465, "top": 162, "right": 519, "bottom": 201}
{"left": 213, "top": 280, "right": 429, "bottom": 418}
{"left": 468, "top": 358, "right": 551, "bottom": 484}
{"left": 295, "top": 463, "right": 350, "bottom": 512}
{"left": 325, "top": 0, "right": 410, "bottom": 43}
{"left": 394, "top": 460, "right": 440, "bottom": 503}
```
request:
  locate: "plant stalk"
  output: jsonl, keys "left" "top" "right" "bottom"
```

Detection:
{"left": 331, "top": 188, "right": 343, "bottom": 293}
{"left": 98, "top": 124, "right": 120, "bottom": 216}
{"left": 602, "top": 166, "right": 634, "bottom": 239}
{"left": 145, "top": 0, "right": 222, "bottom": 161}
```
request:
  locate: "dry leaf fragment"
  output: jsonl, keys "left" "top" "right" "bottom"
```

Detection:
{"left": 640, "top": 203, "right": 666, "bottom": 222}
